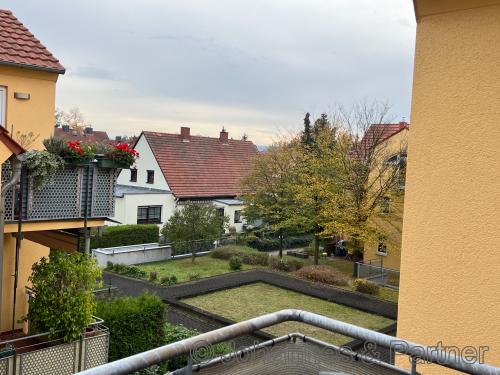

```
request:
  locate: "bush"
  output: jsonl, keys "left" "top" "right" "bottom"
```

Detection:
{"left": 353, "top": 279, "right": 380, "bottom": 295}
{"left": 110, "top": 264, "right": 147, "bottom": 278}
{"left": 269, "top": 257, "right": 304, "bottom": 272}
{"left": 188, "top": 272, "right": 201, "bottom": 281}
{"left": 294, "top": 265, "right": 349, "bottom": 286}
{"left": 164, "top": 323, "right": 232, "bottom": 371}
{"left": 95, "top": 293, "right": 166, "bottom": 362}
{"left": 26, "top": 251, "right": 101, "bottom": 342}
{"left": 160, "top": 275, "right": 178, "bottom": 285}
{"left": 106, "top": 261, "right": 114, "bottom": 270}
{"left": 246, "top": 234, "right": 314, "bottom": 252}
{"left": 211, "top": 246, "right": 269, "bottom": 266}
{"left": 149, "top": 272, "right": 158, "bottom": 282}
{"left": 228, "top": 256, "right": 242, "bottom": 271}
{"left": 91, "top": 224, "right": 159, "bottom": 249}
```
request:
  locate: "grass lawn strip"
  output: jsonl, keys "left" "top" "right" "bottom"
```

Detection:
{"left": 182, "top": 282, "right": 394, "bottom": 345}
{"left": 136, "top": 256, "right": 258, "bottom": 283}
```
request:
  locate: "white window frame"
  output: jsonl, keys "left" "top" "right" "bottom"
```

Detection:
{"left": 0, "top": 87, "right": 6, "bottom": 128}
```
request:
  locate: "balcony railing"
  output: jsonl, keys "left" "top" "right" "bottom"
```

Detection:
{"left": 0, "top": 317, "right": 109, "bottom": 375}
{"left": 1, "top": 162, "right": 117, "bottom": 222}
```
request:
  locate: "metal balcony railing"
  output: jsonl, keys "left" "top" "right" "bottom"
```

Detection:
{"left": 1, "top": 161, "right": 117, "bottom": 222}
{"left": 77, "top": 309, "right": 500, "bottom": 375}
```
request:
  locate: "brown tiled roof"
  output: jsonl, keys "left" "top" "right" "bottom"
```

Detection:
{"left": 0, "top": 9, "right": 65, "bottom": 74}
{"left": 356, "top": 122, "right": 409, "bottom": 157}
{"left": 54, "top": 127, "right": 110, "bottom": 144}
{"left": 143, "top": 131, "right": 258, "bottom": 199}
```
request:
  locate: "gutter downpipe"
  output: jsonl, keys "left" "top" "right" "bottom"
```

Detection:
{"left": 77, "top": 309, "right": 500, "bottom": 375}
{"left": 0, "top": 154, "right": 25, "bottom": 331}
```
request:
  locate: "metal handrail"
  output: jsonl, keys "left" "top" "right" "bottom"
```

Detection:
{"left": 77, "top": 309, "right": 500, "bottom": 375}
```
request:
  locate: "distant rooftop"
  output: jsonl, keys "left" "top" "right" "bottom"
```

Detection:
{"left": 54, "top": 126, "right": 110, "bottom": 144}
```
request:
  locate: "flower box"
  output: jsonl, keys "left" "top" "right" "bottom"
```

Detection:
{"left": 97, "top": 158, "right": 131, "bottom": 169}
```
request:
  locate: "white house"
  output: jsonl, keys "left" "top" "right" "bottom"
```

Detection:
{"left": 112, "top": 127, "right": 259, "bottom": 232}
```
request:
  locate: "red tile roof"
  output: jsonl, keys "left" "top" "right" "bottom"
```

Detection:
{"left": 143, "top": 131, "right": 259, "bottom": 199}
{"left": 0, "top": 9, "right": 65, "bottom": 74}
{"left": 54, "top": 127, "right": 110, "bottom": 144}
{"left": 356, "top": 122, "right": 409, "bottom": 157}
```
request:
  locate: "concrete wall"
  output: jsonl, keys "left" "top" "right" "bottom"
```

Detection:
{"left": 93, "top": 244, "right": 172, "bottom": 268}
{"left": 397, "top": 1, "right": 500, "bottom": 372}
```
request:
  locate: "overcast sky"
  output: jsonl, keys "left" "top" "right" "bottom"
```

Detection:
{"left": 4, "top": 0, "right": 416, "bottom": 145}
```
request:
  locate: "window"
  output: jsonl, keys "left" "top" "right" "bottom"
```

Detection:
{"left": 376, "top": 242, "right": 388, "bottom": 256}
{"left": 146, "top": 170, "right": 154, "bottom": 184}
{"left": 234, "top": 210, "right": 242, "bottom": 223}
{"left": 0, "top": 87, "right": 6, "bottom": 127}
{"left": 216, "top": 208, "right": 225, "bottom": 217}
{"left": 130, "top": 168, "right": 137, "bottom": 182}
{"left": 137, "top": 205, "right": 162, "bottom": 224}
{"left": 381, "top": 196, "right": 391, "bottom": 214}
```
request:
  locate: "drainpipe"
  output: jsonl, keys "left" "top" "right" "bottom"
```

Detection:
{"left": 0, "top": 154, "right": 26, "bottom": 331}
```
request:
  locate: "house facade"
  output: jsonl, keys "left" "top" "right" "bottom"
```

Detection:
{"left": 113, "top": 127, "right": 258, "bottom": 232}
{"left": 397, "top": 0, "right": 500, "bottom": 373}
{"left": 362, "top": 123, "right": 409, "bottom": 270}
{"left": 0, "top": 9, "right": 115, "bottom": 336}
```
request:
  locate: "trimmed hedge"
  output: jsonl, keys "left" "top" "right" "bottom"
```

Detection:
{"left": 246, "top": 234, "right": 313, "bottom": 252}
{"left": 95, "top": 293, "right": 166, "bottom": 362}
{"left": 106, "top": 262, "right": 147, "bottom": 278}
{"left": 353, "top": 279, "right": 380, "bottom": 295}
{"left": 164, "top": 323, "right": 232, "bottom": 371}
{"left": 91, "top": 224, "right": 159, "bottom": 249}
{"left": 269, "top": 257, "right": 304, "bottom": 272}
{"left": 211, "top": 245, "right": 269, "bottom": 266}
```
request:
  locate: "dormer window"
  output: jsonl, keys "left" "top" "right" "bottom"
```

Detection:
{"left": 130, "top": 168, "right": 137, "bottom": 182}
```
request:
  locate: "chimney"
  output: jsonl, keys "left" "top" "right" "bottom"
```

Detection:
{"left": 84, "top": 126, "right": 93, "bottom": 135}
{"left": 219, "top": 127, "right": 229, "bottom": 144}
{"left": 115, "top": 135, "right": 122, "bottom": 142}
{"left": 180, "top": 126, "right": 190, "bottom": 142}
{"left": 62, "top": 124, "right": 70, "bottom": 133}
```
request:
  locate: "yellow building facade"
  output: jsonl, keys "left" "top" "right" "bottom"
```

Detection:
{"left": 397, "top": 0, "right": 500, "bottom": 372}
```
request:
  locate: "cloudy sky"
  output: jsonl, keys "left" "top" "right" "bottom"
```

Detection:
{"left": 4, "top": 0, "right": 416, "bottom": 145}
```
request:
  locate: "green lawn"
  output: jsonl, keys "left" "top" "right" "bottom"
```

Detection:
{"left": 136, "top": 256, "right": 257, "bottom": 283}
{"left": 183, "top": 282, "right": 394, "bottom": 345}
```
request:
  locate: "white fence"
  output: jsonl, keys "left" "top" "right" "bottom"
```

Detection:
{"left": 92, "top": 243, "right": 172, "bottom": 268}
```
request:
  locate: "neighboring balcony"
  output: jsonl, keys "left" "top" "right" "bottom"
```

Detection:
{"left": 1, "top": 162, "right": 117, "bottom": 222}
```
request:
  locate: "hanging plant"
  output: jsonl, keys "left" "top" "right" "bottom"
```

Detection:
{"left": 22, "top": 150, "right": 65, "bottom": 190}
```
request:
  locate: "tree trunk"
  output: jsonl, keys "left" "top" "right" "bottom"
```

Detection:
{"left": 314, "top": 235, "right": 320, "bottom": 265}
{"left": 191, "top": 242, "right": 196, "bottom": 263}
{"left": 279, "top": 229, "right": 283, "bottom": 258}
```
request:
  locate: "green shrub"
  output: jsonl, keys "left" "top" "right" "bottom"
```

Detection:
{"left": 91, "top": 224, "right": 159, "bottom": 249}
{"left": 188, "top": 272, "right": 201, "bottom": 281}
{"left": 110, "top": 264, "right": 147, "bottom": 278}
{"left": 106, "top": 261, "right": 114, "bottom": 270}
{"left": 149, "top": 272, "right": 158, "bottom": 282}
{"left": 26, "top": 251, "right": 101, "bottom": 342}
{"left": 353, "top": 279, "right": 380, "bottom": 295}
{"left": 269, "top": 257, "right": 304, "bottom": 272}
{"left": 95, "top": 293, "right": 166, "bottom": 362}
{"left": 211, "top": 246, "right": 268, "bottom": 266}
{"left": 295, "top": 265, "right": 349, "bottom": 286}
{"left": 228, "top": 256, "right": 242, "bottom": 271}
{"left": 246, "top": 234, "right": 313, "bottom": 252}
{"left": 160, "top": 275, "right": 178, "bottom": 285}
{"left": 164, "top": 323, "right": 232, "bottom": 371}
{"left": 246, "top": 237, "right": 280, "bottom": 251}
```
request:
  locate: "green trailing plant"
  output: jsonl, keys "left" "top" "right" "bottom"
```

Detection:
{"left": 22, "top": 150, "right": 64, "bottom": 190}
{"left": 25, "top": 251, "right": 101, "bottom": 342}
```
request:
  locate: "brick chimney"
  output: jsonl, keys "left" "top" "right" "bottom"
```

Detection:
{"left": 180, "top": 126, "right": 190, "bottom": 142}
{"left": 219, "top": 127, "right": 229, "bottom": 144}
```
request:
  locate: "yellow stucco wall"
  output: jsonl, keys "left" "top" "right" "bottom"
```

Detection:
{"left": 0, "top": 65, "right": 58, "bottom": 149}
{"left": 397, "top": 2, "right": 500, "bottom": 372}
{"left": 364, "top": 129, "right": 408, "bottom": 270}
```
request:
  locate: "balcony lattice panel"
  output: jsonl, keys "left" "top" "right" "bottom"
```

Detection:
{"left": 0, "top": 357, "right": 9, "bottom": 375}
{"left": 17, "top": 342, "right": 77, "bottom": 375}
{"left": 83, "top": 333, "right": 109, "bottom": 370}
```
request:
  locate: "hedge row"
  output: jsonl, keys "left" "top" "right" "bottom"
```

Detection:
{"left": 95, "top": 293, "right": 166, "bottom": 362}
{"left": 91, "top": 224, "right": 159, "bottom": 249}
{"left": 211, "top": 246, "right": 269, "bottom": 266}
{"left": 246, "top": 234, "right": 313, "bottom": 252}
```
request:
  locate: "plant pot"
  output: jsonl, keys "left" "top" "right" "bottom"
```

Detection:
{"left": 65, "top": 160, "right": 93, "bottom": 167}
{"left": 97, "top": 158, "right": 131, "bottom": 169}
